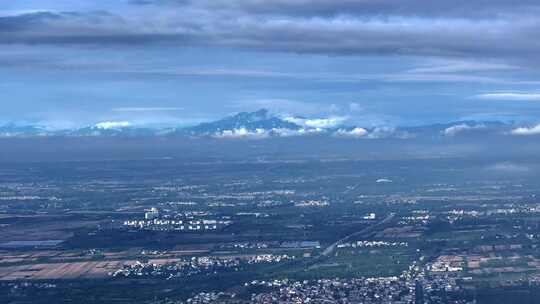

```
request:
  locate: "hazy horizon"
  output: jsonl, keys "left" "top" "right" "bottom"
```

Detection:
{"left": 2, "top": 1, "right": 540, "bottom": 129}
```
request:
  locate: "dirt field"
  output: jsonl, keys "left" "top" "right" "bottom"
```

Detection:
{"left": 0, "top": 260, "right": 133, "bottom": 280}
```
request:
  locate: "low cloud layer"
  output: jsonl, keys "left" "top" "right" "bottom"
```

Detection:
{"left": 511, "top": 124, "right": 540, "bottom": 135}
{"left": 95, "top": 121, "right": 131, "bottom": 129}
{"left": 475, "top": 93, "right": 540, "bottom": 101}
{"left": 284, "top": 116, "right": 347, "bottom": 129}
{"left": 443, "top": 124, "right": 486, "bottom": 137}
{"left": 211, "top": 127, "right": 328, "bottom": 139}
{"left": 333, "top": 128, "right": 368, "bottom": 138}
{"left": 212, "top": 128, "right": 269, "bottom": 139}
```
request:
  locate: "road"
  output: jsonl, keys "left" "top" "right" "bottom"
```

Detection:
{"left": 321, "top": 213, "right": 395, "bottom": 257}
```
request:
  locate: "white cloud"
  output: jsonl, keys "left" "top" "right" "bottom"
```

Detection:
{"left": 305, "top": 117, "right": 346, "bottom": 128}
{"left": 272, "top": 128, "right": 323, "bottom": 137}
{"left": 510, "top": 124, "right": 540, "bottom": 135}
{"left": 406, "top": 61, "right": 517, "bottom": 74}
{"left": 94, "top": 121, "right": 131, "bottom": 129}
{"left": 486, "top": 162, "right": 530, "bottom": 173}
{"left": 443, "top": 124, "right": 486, "bottom": 136}
{"left": 269, "top": 128, "right": 300, "bottom": 137}
{"left": 475, "top": 93, "right": 540, "bottom": 101}
{"left": 213, "top": 127, "right": 329, "bottom": 139}
{"left": 333, "top": 127, "right": 368, "bottom": 138}
{"left": 365, "top": 127, "right": 394, "bottom": 139}
{"left": 284, "top": 116, "right": 347, "bottom": 129}
{"left": 212, "top": 128, "right": 269, "bottom": 139}
{"left": 333, "top": 126, "right": 414, "bottom": 139}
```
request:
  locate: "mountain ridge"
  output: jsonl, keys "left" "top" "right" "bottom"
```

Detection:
{"left": 0, "top": 109, "right": 530, "bottom": 139}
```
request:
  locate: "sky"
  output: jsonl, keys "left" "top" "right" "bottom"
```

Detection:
{"left": 2, "top": 0, "right": 540, "bottom": 129}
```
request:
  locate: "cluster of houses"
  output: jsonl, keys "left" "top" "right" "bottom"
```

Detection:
{"left": 337, "top": 240, "right": 408, "bottom": 249}
{"left": 111, "top": 254, "right": 294, "bottom": 280}
{"left": 179, "top": 259, "right": 468, "bottom": 304}
{"left": 122, "top": 208, "right": 232, "bottom": 232}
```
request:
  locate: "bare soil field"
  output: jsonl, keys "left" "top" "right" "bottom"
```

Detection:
{"left": 0, "top": 260, "right": 134, "bottom": 280}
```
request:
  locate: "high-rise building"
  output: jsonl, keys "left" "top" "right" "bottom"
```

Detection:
{"left": 145, "top": 207, "right": 159, "bottom": 220}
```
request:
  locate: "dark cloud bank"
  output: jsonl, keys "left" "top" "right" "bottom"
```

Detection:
{"left": 1, "top": 1, "right": 540, "bottom": 61}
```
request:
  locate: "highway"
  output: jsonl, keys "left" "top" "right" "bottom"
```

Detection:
{"left": 321, "top": 213, "right": 396, "bottom": 257}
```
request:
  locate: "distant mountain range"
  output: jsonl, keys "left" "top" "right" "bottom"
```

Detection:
{"left": 183, "top": 109, "right": 300, "bottom": 135}
{"left": 0, "top": 109, "right": 531, "bottom": 139}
